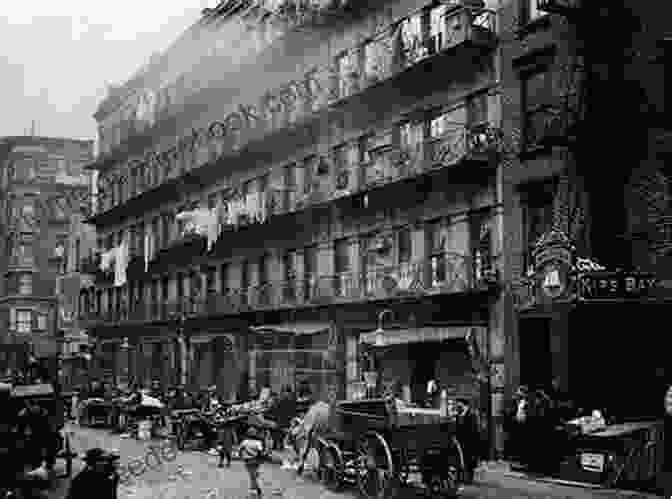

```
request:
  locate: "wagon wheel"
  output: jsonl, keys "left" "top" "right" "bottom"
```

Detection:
{"left": 356, "top": 432, "right": 397, "bottom": 499}
{"left": 430, "top": 436, "right": 466, "bottom": 498}
{"left": 175, "top": 422, "right": 186, "bottom": 451}
{"left": 319, "top": 442, "right": 344, "bottom": 491}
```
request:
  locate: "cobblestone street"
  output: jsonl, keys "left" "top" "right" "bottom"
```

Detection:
{"left": 53, "top": 425, "right": 660, "bottom": 499}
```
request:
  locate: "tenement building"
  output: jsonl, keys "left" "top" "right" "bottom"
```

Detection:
{"left": 500, "top": 0, "right": 671, "bottom": 483}
{"left": 0, "top": 136, "right": 94, "bottom": 376}
{"left": 83, "top": 0, "right": 505, "bottom": 452}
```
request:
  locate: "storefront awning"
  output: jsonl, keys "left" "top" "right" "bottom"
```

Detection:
{"left": 358, "top": 326, "right": 474, "bottom": 347}
{"left": 250, "top": 322, "right": 331, "bottom": 336}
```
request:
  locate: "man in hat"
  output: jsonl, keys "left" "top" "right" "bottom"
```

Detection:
{"left": 67, "top": 448, "right": 119, "bottom": 499}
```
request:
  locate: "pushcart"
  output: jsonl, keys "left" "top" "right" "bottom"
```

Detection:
{"left": 315, "top": 398, "right": 468, "bottom": 498}
{"left": 8, "top": 383, "right": 76, "bottom": 480}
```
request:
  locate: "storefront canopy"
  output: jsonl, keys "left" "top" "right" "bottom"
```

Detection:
{"left": 358, "top": 326, "right": 477, "bottom": 347}
{"left": 250, "top": 322, "right": 331, "bottom": 336}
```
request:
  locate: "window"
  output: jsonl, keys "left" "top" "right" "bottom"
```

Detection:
{"left": 284, "top": 163, "right": 298, "bottom": 210}
{"left": 334, "top": 239, "right": 350, "bottom": 274}
{"left": 14, "top": 309, "right": 32, "bottom": 333}
{"left": 363, "top": 33, "right": 393, "bottom": 84}
{"left": 521, "top": 180, "right": 557, "bottom": 270}
{"left": 161, "top": 277, "right": 169, "bottom": 302}
{"left": 430, "top": 106, "right": 467, "bottom": 139}
{"left": 398, "top": 121, "right": 425, "bottom": 160}
{"left": 397, "top": 228, "right": 412, "bottom": 264}
{"left": 241, "top": 261, "right": 251, "bottom": 290}
{"left": 522, "top": 67, "right": 555, "bottom": 149}
{"left": 206, "top": 267, "right": 216, "bottom": 294}
{"left": 18, "top": 274, "right": 32, "bottom": 295}
{"left": 36, "top": 313, "right": 47, "bottom": 331}
{"left": 220, "top": 264, "right": 229, "bottom": 293}
{"left": 429, "top": 4, "right": 449, "bottom": 53}
{"left": 283, "top": 251, "right": 296, "bottom": 302}
{"left": 427, "top": 219, "right": 445, "bottom": 255}
{"left": 177, "top": 273, "right": 184, "bottom": 298}
{"left": 337, "top": 49, "right": 360, "bottom": 99}
{"left": 524, "top": 0, "right": 545, "bottom": 23}
{"left": 17, "top": 240, "right": 33, "bottom": 263}
{"left": 468, "top": 93, "right": 489, "bottom": 126}
{"left": 400, "top": 12, "right": 426, "bottom": 66}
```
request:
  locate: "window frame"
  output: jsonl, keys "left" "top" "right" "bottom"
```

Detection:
{"left": 18, "top": 273, "right": 33, "bottom": 295}
{"left": 15, "top": 309, "right": 32, "bottom": 333}
{"left": 520, "top": 64, "right": 555, "bottom": 152}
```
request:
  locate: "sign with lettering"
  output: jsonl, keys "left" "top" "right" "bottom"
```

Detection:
{"left": 578, "top": 271, "right": 658, "bottom": 300}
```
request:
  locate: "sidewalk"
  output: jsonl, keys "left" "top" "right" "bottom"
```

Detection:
{"left": 474, "top": 461, "right": 663, "bottom": 499}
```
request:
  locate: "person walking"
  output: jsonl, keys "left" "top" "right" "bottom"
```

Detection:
{"left": 239, "top": 426, "right": 265, "bottom": 497}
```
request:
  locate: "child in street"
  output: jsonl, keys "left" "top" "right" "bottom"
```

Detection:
{"left": 239, "top": 425, "right": 265, "bottom": 497}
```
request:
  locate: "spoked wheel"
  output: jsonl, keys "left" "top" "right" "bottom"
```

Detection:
{"left": 175, "top": 423, "right": 186, "bottom": 451}
{"left": 318, "top": 442, "right": 344, "bottom": 491}
{"left": 422, "top": 437, "right": 466, "bottom": 498}
{"left": 356, "top": 432, "right": 397, "bottom": 499}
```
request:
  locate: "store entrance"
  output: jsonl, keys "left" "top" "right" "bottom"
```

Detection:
{"left": 519, "top": 317, "right": 552, "bottom": 389}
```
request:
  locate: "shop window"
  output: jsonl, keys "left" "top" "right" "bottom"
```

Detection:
{"left": 521, "top": 66, "right": 555, "bottom": 151}
{"left": 18, "top": 274, "right": 32, "bottom": 295}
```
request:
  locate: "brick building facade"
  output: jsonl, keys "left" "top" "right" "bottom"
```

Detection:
{"left": 0, "top": 136, "right": 94, "bottom": 376}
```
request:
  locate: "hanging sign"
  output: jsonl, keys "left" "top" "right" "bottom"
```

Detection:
{"left": 532, "top": 230, "right": 574, "bottom": 303}
{"left": 578, "top": 271, "right": 658, "bottom": 301}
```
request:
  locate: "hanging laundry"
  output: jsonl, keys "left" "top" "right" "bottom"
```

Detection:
{"left": 144, "top": 227, "right": 155, "bottom": 272}
{"left": 114, "top": 236, "right": 129, "bottom": 287}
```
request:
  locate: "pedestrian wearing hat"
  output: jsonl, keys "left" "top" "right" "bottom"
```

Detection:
{"left": 240, "top": 426, "right": 265, "bottom": 497}
{"left": 67, "top": 448, "right": 119, "bottom": 499}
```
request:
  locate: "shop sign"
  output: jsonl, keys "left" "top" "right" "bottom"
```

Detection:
{"left": 578, "top": 271, "right": 658, "bottom": 300}
{"left": 532, "top": 230, "right": 574, "bottom": 302}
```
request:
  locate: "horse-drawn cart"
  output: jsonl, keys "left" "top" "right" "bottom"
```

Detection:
{"left": 316, "top": 398, "right": 469, "bottom": 499}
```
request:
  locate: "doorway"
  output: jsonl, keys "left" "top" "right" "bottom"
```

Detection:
{"left": 410, "top": 343, "right": 441, "bottom": 403}
{"left": 518, "top": 317, "right": 552, "bottom": 389}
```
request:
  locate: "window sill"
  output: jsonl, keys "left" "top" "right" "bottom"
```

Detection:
{"left": 516, "top": 15, "right": 551, "bottom": 39}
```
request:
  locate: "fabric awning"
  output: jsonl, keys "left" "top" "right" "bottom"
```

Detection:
{"left": 358, "top": 326, "right": 474, "bottom": 347}
{"left": 250, "top": 322, "right": 331, "bottom": 336}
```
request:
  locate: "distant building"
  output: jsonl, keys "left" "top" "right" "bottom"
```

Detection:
{"left": 0, "top": 136, "right": 94, "bottom": 376}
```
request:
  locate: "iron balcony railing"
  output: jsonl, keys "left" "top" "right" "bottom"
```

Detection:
{"left": 98, "top": 6, "right": 498, "bottom": 217}
{"left": 83, "top": 252, "right": 500, "bottom": 325}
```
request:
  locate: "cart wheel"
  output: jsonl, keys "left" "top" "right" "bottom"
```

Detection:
{"left": 176, "top": 423, "right": 186, "bottom": 451}
{"left": 433, "top": 437, "right": 465, "bottom": 498}
{"left": 319, "top": 443, "right": 344, "bottom": 491}
{"left": 64, "top": 434, "right": 73, "bottom": 478}
{"left": 356, "top": 432, "right": 397, "bottom": 499}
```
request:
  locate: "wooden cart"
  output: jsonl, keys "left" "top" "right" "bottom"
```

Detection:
{"left": 9, "top": 383, "right": 76, "bottom": 479}
{"left": 316, "top": 398, "right": 468, "bottom": 499}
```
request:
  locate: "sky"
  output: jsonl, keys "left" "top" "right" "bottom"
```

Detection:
{"left": 0, "top": 1, "right": 220, "bottom": 142}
